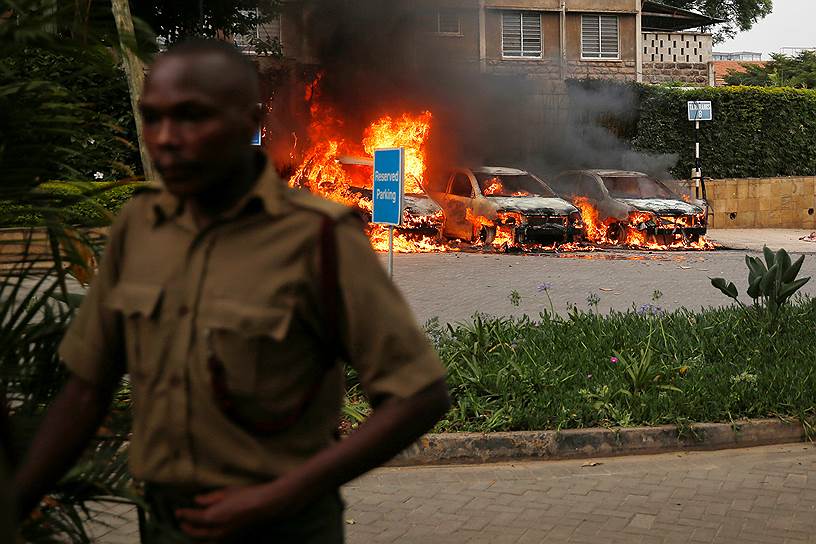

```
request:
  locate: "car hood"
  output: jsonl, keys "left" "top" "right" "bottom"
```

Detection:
{"left": 618, "top": 198, "right": 704, "bottom": 215}
{"left": 488, "top": 196, "right": 577, "bottom": 215}
{"left": 404, "top": 194, "right": 441, "bottom": 216}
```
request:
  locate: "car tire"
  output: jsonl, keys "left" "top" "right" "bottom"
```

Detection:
{"left": 479, "top": 226, "right": 496, "bottom": 247}
{"left": 607, "top": 222, "right": 626, "bottom": 245}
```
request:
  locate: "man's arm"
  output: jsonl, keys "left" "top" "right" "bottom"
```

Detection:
{"left": 176, "top": 379, "right": 450, "bottom": 539}
{"left": 14, "top": 374, "right": 116, "bottom": 518}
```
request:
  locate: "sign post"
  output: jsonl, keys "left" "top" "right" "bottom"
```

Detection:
{"left": 372, "top": 148, "right": 405, "bottom": 278}
{"left": 687, "top": 101, "right": 712, "bottom": 200}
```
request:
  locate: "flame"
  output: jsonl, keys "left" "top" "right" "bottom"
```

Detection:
{"left": 362, "top": 112, "right": 432, "bottom": 195}
{"left": 574, "top": 197, "right": 715, "bottom": 250}
{"left": 285, "top": 74, "right": 714, "bottom": 254}
{"left": 289, "top": 76, "right": 445, "bottom": 253}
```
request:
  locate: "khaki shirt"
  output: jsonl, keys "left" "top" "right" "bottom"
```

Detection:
{"left": 59, "top": 157, "right": 446, "bottom": 488}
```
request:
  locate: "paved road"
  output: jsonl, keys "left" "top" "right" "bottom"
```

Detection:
{"left": 386, "top": 230, "right": 816, "bottom": 324}
{"left": 90, "top": 443, "right": 816, "bottom": 543}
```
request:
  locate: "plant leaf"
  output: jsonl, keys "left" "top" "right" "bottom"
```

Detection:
{"left": 782, "top": 255, "right": 806, "bottom": 283}
{"left": 763, "top": 246, "right": 776, "bottom": 269}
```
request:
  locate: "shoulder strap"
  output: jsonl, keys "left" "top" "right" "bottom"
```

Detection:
{"left": 208, "top": 213, "right": 345, "bottom": 436}
{"left": 319, "top": 215, "right": 340, "bottom": 369}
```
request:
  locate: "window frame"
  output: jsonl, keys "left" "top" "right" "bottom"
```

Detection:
{"left": 501, "top": 10, "right": 543, "bottom": 60}
{"left": 435, "top": 10, "right": 462, "bottom": 36}
{"left": 580, "top": 14, "right": 620, "bottom": 61}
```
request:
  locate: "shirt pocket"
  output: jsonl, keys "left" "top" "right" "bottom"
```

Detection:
{"left": 200, "top": 299, "right": 295, "bottom": 396}
{"left": 105, "top": 282, "right": 164, "bottom": 380}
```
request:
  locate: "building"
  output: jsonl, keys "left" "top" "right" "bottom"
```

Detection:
{"left": 713, "top": 52, "right": 763, "bottom": 61}
{"left": 252, "top": 0, "right": 721, "bottom": 86}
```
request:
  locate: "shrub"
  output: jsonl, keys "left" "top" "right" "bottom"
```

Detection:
{"left": 0, "top": 182, "right": 139, "bottom": 228}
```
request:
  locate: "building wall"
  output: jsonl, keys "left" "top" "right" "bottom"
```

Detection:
{"left": 481, "top": 10, "right": 637, "bottom": 81}
{"left": 694, "top": 177, "right": 816, "bottom": 229}
{"left": 641, "top": 32, "right": 713, "bottom": 85}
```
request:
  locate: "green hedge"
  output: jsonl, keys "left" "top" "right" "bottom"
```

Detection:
{"left": 0, "top": 182, "right": 139, "bottom": 228}
{"left": 634, "top": 85, "right": 816, "bottom": 179}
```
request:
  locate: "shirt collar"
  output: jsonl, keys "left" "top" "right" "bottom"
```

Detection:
{"left": 149, "top": 152, "right": 286, "bottom": 226}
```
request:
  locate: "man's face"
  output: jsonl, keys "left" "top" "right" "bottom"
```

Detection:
{"left": 139, "top": 55, "right": 258, "bottom": 197}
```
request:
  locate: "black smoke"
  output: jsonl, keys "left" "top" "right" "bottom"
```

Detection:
{"left": 269, "top": 0, "right": 677, "bottom": 184}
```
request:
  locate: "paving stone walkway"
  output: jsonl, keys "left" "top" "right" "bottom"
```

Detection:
{"left": 87, "top": 443, "right": 816, "bottom": 543}
{"left": 342, "top": 443, "right": 816, "bottom": 544}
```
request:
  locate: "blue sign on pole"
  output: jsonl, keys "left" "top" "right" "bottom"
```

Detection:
{"left": 372, "top": 148, "right": 404, "bottom": 226}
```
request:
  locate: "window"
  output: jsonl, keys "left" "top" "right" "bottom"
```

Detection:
{"left": 449, "top": 173, "right": 473, "bottom": 197}
{"left": 234, "top": 9, "right": 282, "bottom": 54}
{"left": 436, "top": 11, "right": 461, "bottom": 35}
{"left": 581, "top": 14, "right": 619, "bottom": 60}
{"left": 502, "top": 11, "right": 541, "bottom": 58}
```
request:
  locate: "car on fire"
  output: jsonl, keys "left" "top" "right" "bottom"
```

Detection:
{"left": 549, "top": 170, "right": 708, "bottom": 245}
{"left": 426, "top": 167, "right": 583, "bottom": 247}
{"left": 293, "top": 155, "right": 442, "bottom": 236}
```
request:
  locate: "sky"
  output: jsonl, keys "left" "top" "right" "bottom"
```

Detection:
{"left": 716, "top": 0, "right": 815, "bottom": 59}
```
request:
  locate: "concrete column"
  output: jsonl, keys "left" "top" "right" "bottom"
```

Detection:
{"left": 559, "top": 0, "right": 566, "bottom": 80}
{"left": 635, "top": 0, "right": 643, "bottom": 83}
{"left": 479, "top": 0, "right": 487, "bottom": 73}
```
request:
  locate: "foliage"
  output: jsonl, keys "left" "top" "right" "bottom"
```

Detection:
{"left": 132, "top": 0, "right": 283, "bottom": 55}
{"left": 659, "top": 0, "right": 773, "bottom": 43}
{"left": 0, "top": 182, "right": 139, "bottom": 228}
{"left": 725, "top": 51, "right": 816, "bottom": 89}
{"left": 384, "top": 296, "right": 816, "bottom": 433}
{"left": 633, "top": 85, "right": 816, "bottom": 179}
{"left": 711, "top": 246, "right": 810, "bottom": 320}
{"left": 1, "top": 262, "right": 136, "bottom": 543}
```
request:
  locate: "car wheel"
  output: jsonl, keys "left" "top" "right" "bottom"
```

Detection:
{"left": 479, "top": 226, "right": 496, "bottom": 247}
{"left": 606, "top": 222, "right": 626, "bottom": 245}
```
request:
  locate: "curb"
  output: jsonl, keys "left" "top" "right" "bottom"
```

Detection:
{"left": 388, "top": 418, "right": 809, "bottom": 467}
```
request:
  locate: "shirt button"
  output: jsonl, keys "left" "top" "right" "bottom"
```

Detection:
{"left": 178, "top": 305, "right": 190, "bottom": 317}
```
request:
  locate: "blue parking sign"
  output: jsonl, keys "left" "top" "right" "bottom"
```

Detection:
{"left": 372, "top": 148, "right": 404, "bottom": 226}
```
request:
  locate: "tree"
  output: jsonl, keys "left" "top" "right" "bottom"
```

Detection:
{"left": 725, "top": 51, "right": 816, "bottom": 89}
{"left": 131, "top": 0, "right": 283, "bottom": 55}
{"left": 661, "top": 0, "right": 773, "bottom": 42}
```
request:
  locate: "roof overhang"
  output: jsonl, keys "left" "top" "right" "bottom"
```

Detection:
{"left": 642, "top": 1, "right": 725, "bottom": 31}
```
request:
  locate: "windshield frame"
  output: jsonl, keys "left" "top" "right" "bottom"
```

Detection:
{"left": 601, "top": 175, "right": 677, "bottom": 200}
{"left": 474, "top": 172, "right": 556, "bottom": 198}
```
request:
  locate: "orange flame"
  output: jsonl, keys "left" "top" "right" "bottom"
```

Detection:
{"left": 289, "top": 76, "right": 445, "bottom": 253}
{"left": 574, "top": 197, "right": 714, "bottom": 250}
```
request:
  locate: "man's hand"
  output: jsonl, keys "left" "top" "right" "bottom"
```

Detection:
{"left": 175, "top": 481, "right": 296, "bottom": 539}
{"left": 14, "top": 374, "right": 115, "bottom": 518}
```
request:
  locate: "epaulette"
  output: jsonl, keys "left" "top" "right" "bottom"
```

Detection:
{"left": 132, "top": 182, "right": 163, "bottom": 196}
{"left": 284, "top": 187, "right": 357, "bottom": 222}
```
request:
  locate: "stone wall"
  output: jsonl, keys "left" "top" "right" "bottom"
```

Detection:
{"left": 642, "top": 31, "right": 713, "bottom": 85}
{"left": 685, "top": 177, "right": 816, "bottom": 229}
{"left": 642, "top": 61, "right": 711, "bottom": 85}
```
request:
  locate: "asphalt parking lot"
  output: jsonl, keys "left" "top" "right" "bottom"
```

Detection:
{"left": 385, "top": 229, "right": 816, "bottom": 324}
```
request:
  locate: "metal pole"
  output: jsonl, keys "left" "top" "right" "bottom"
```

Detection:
{"left": 694, "top": 119, "right": 701, "bottom": 199}
{"left": 387, "top": 225, "right": 394, "bottom": 279}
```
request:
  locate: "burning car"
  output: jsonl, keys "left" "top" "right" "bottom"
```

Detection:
{"left": 426, "top": 167, "right": 583, "bottom": 247}
{"left": 549, "top": 170, "right": 708, "bottom": 247}
{"left": 293, "top": 155, "right": 442, "bottom": 237}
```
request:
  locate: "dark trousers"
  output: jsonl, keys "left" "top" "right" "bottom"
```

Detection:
{"left": 140, "top": 483, "right": 345, "bottom": 544}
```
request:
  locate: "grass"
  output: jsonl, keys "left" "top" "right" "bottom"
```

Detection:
{"left": 347, "top": 299, "right": 816, "bottom": 433}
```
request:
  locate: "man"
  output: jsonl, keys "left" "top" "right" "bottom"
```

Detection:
{"left": 14, "top": 40, "right": 450, "bottom": 542}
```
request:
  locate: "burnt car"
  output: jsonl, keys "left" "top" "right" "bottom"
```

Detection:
{"left": 293, "top": 155, "right": 442, "bottom": 236}
{"left": 426, "top": 167, "right": 583, "bottom": 246}
{"left": 550, "top": 170, "right": 708, "bottom": 244}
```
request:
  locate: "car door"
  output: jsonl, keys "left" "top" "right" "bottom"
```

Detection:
{"left": 442, "top": 170, "right": 476, "bottom": 240}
